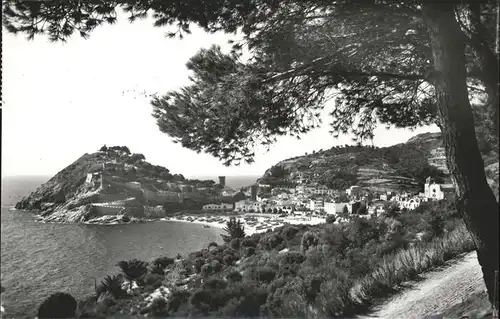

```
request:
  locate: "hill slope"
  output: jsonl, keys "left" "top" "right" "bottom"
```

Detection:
{"left": 260, "top": 132, "right": 498, "bottom": 195}
{"left": 14, "top": 146, "right": 220, "bottom": 223}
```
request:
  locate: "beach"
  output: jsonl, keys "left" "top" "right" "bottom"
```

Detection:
{"left": 162, "top": 213, "right": 326, "bottom": 235}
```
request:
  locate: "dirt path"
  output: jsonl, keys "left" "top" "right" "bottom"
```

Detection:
{"left": 359, "top": 251, "right": 486, "bottom": 319}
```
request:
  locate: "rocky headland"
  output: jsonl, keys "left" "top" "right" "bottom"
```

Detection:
{"left": 15, "top": 146, "right": 224, "bottom": 224}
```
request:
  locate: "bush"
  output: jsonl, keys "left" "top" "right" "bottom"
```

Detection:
{"left": 326, "top": 215, "right": 336, "bottom": 224}
{"left": 246, "top": 267, "right": 276, "bottom": 283}
{"left": 189, "top": 289, "right": 229, "bottom": 313}
{"left": 168, "top": 289, "right": 191, "bottom": 313}
{"left": 222, "top": 254, "right": 235, "bottom": 266}
{"left": 150, "top": 297, "right": 168, "bottom": 317}
{"left": 144, "top": 273, "right": 165, "bottom": 290}
{"left": 37, "top": 292, "right": 78, "bottom": 319}
{"left": 221, "top": 217, "right": 246, "bottom": 243}
{"left": 259, "top": 233, "right": 285, "bottom": 250}
{"left": 200, "top": 260, "right": 223, "bottom": 278}
{"left": 203, "top": 278, "right": 228, "bottom": 290}
{"left": 282, "top": 226, "right": 300, "bottom": 239}
{"left": 116, "top": 259, "right": 148, "bottom": 283}
{"left": 193, "top": 257, "right": 205, "bottom": 273}
{"left": 153, "top": 256, "right": 175, "bottom": 269}
{"left": 279, "top": 251, "right": 306, "bottom": 267}
{"left": 230, "top": 238, "right": 241, "bottom": 250}
{"left": 220, "top": 289, "right": 268, "bottom": 318}
{"left": 226, "top": 271, "right": 243, "bottom": 283}
{"left": 245, "top": 247, "right": 256, "bottom": 257}
{"left": 150, "top": 263, "right": 166, "bottom": 276}
{"left": 300, "top": 231, "right": 320, "bottom": 253}
{"left": 242, "top": 237, "right": 258, "bottom": 248}
{"left": 97, "top": 275, "right": 126, "bottom": 299}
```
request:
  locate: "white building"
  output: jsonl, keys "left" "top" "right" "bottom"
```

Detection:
{"left": 309, "top": 199, "right": 324, "bottom": 211}
{"left": 324, "top": 201, "right": 336, "bottom": 215}
{"left": 202, "top": 203, "right": 234, "bottom": 211}
{"left": 346, "top": 185, "right": 360, "bottom": 196}
{"left": 234, "top": 200, "right": 262, "bottom": 212}
{"left": 400, "top": 197, "right": 421, "bottom": 210}
{"left": 424, "top": 177, "right": 445, "bottom": 201}
{"left": 324, "top": 202, "right": 353, "bottom": 215}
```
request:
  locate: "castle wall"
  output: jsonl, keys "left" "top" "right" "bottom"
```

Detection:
{"left": 92, "top": 205, "right": 124, "bottom": 216}
{"left": 143, "top": 189, "right": 183, "bottom": 203}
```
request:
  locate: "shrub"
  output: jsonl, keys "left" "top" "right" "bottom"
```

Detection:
{"left": 201, "top": 261, "right": 223, "bottom": 278}
{"left": 168, "top": 289, "right": 191, "bottom": 313}
{"left": 153, "top": 256, "right": 175, "bottom": 269}
{"left": 221, "top": 217, "right": 246, "bottom": 243}
{"left": 222, "top": 254, "right": 235, "bottom": 266}
{"left": 190, "top": 289, "right": 229, "bottom": 313}
{"left": 230, "top": 238, "right": 241, "bottom": 250}
{"left": 98, "top": 275, "right": 126, "bottom": 299}
{"left": 116, "top": 259, "right": 149, "bottom": 284}
{"left": 246, "top": 267, "right": 276, "bottom": 283}
{"left": 245, "top": 247, "right": 256, "bottom": 257}
{"left": 326, "top": 215, "right": 336, "bottom": 224}
{"left": 300, "top": 231, "right": 320, "bottom": 253}
{"left": 242, "top": 237, "right": 259, "bottom": 248}
{"left": 203, "top": 278, "right": 228, "bottom": 290}
{"left": 259, "top": 233, "right": 285, "bottom": 250}
{"left": 226, "top": 271, "right": 243, "bottom": 283}
{"left": 150, "top": 297, "right": 168, "bottom": 317}
{"left": 220, "top": 289, "right": 268, "bottom": 318}
{"left": 282, "top": 226, "right": 300, "bottom": 239}
{"left": 150, "top": 263, "right": 166, "bottom": 276}
{"left": 144, "top": 273, "right": 165, "bottom": 290}
{"left": 37, "top": 292, "right": 78, "bottom": 319}
{"left": 193, "top": 257, "right": 205, "bottom": 273}
{"left": 279, "top": 251, "right": 306, "bottom": 267}
{"left": 262, "top": 277, "right": 308, "bottom": 318}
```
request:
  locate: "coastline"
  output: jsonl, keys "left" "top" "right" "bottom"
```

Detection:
{"left": 12, "top": 206, "right": 326, "bottom": 231}
{"left": 163, "top": 213, "right": 326, "bottom": 236}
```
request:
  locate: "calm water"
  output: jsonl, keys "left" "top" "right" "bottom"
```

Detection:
{"left": 1, "top": 176, "right": 225, "bottom": 318}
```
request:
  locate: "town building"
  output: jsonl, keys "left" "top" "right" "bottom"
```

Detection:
{"left": 346, "top": 185, "right": 361, "bottom": 196}
{"left": 309, "top": 199, "right": 324, "bottom": 212}
{"left": 324, "top": 202, "right": 353, "bottom": 215}
{"left": 424, "top": 177, "right": 445, "bottom": 201}
{"left": 202, "top": 203, "right": 234, "bottom": 211}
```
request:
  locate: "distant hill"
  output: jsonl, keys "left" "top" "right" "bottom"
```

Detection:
{"left": 14, "top": 146, "right": 221, "bottom": 223}
{"left": 259, "top": 132, "right": 498, "bottom": 196}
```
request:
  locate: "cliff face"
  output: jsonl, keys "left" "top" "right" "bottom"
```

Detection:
{"left": 260, "top": 132, "right": 498, "bottom": 195}
{"left": 15, "top": 147, "right": 218, "bottom": 223}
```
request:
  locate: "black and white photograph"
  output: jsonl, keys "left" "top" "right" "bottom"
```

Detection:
{"left": 1, "top": 1, "right": 499, "bottom": 318}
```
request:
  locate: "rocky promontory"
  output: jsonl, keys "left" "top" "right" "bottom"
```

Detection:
{"left": 15, "top": 146, "right": 222, "bottom": 224}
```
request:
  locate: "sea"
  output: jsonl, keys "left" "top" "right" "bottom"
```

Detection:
{"left": 0, "top": 175, "right": 258, "bottom": 318}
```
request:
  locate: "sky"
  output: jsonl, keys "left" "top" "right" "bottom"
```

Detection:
{"left": 1, "top": 13, "right": 440, "bottom": 178}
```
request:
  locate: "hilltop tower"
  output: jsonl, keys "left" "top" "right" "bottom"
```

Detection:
{"left": 251, "top": 184, "right": 258, "bottom": 201}
{"left": 218, "top": 176, "right": 226, "bottom": 187}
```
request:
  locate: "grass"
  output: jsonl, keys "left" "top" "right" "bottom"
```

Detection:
{"left": 350, "top": 223, "right": 476, "bottom": 309}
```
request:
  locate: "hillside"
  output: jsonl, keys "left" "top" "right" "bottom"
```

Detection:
{"left": 260, "top": 132, "right": 499, "bottom": 196}
{"left": 14, "top": 146, "right": 221, "bottom": 223}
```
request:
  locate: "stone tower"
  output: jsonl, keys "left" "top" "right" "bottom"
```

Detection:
{"left": 251, "top": 184, "right": 258, "bottom": 201}
{"left": 218, "top": 176, "right": 226, "bottom": 187}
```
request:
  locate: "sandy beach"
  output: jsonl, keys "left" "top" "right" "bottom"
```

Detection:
{"left": 161, "top": 213, "right": 325, "bottom": 236}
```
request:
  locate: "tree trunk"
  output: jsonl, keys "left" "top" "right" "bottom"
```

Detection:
{"left": 467, "top": 3, "right": 499, "bottom": 142}
{"left": 422, "top": 3, "right": 499, "bottom": 309}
